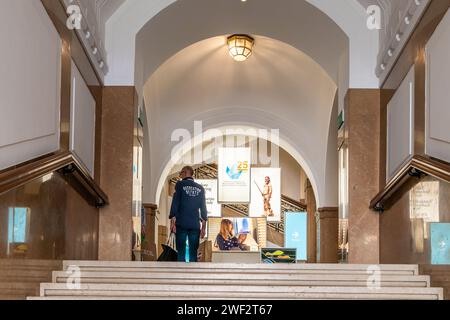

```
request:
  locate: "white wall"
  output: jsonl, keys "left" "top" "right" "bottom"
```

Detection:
{"left": 143, "top": 36, "right": 338, "bottom": 208}
{"left": 0, "top": 0, "right": 61, "bottom": 170}
{"left": 307, "top": 0, "right": 379, "bottom": 88}
{"left": 425, "top": 9, "right": 450, "bottom": 164}
{"left": 279, "top": 149, "right": 302, "bottom": 200}
{"left": 386, "top": 66, "right": 414, "bottom": 181}
{"left": 70, "top": 61, "right": 96, "bottom": 176}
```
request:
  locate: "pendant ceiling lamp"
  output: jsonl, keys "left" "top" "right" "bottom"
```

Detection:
{"left": 227, "top": 34, "right": 255, "bottom": 62}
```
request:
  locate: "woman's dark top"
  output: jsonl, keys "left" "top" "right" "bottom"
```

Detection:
{"left": 216, "top": 234, "right": 240, "bottom": 251}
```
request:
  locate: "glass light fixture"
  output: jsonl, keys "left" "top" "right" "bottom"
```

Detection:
{"left": 227, "top": 34, "right": 254, "bottom": 62}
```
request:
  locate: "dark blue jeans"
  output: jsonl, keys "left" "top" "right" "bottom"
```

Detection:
{"left": 175, "top": 226, "right": 200, "bottom": 262}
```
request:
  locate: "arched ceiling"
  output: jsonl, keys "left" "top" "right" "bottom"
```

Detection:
{"left": 104, "top": 0, "right": 379, "bottom": 88}
{"left": 77, "top": 0, "right": 423, "bottom": 87}
{"left": 134, "top": 0, "right": 348, "bottom": 92}
{"left": 142, "top": 36, "right": 338, "bottom": 207}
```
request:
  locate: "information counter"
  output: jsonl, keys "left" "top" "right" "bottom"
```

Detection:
{"left": 211, "top": 251, "right": 261, "bottom": 263}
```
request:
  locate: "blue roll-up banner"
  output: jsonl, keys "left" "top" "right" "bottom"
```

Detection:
{"left": 430, "top": 223, "right": 450, "bottom": 265}
{"left": 284, "top": 212, "right": 308, "bottom": 261}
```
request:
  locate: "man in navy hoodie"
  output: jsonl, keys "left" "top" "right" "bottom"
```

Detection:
{"left": 169, "top": 166, "right": 208, "bottom": 262}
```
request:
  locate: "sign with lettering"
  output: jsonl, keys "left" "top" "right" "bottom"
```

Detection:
{"left": 410, "top": 180, "right": 439, "bottom": 238}
{"left": 196, "top": 180, "right": 221, "bottom": 217}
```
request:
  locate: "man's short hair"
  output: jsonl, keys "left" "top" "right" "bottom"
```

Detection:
{"left": 182, "top": 166, "right": 194, "bottom": 176}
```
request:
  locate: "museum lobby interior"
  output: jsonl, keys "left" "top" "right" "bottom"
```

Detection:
{"left": 1, "top": 0, "right": 450, "bottom": 300}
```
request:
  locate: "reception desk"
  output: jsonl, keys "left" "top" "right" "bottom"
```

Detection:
{"left": 211, "top": 251, "right": 261, "bottom": 263}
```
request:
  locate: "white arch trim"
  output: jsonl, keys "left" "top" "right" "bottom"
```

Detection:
{"left": 154, "top": 125, "right": 322, "bottom": 209}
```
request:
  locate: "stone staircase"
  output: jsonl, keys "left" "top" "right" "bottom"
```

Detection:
{"left": 26, "top": 261, "right": 444, "bottom": 300}
{"left": 0, "top": 260, "right": 62, "bottom": 300}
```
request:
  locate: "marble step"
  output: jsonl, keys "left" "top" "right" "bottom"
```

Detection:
{"left": 64, "top": 268, "right": 417, "bottom": 276}
{"left": 51, "top": 271, "right": 431, "bottom": 287}
{"left": 33, "top": 283, "right": 444, "bottom": 300}
{"left": 62, "top": 261, "right": 419, "bottom": 275}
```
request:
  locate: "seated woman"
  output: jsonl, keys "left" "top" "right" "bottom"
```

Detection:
{"left": 215, "top": 219, "right": 240, "bottom": 251}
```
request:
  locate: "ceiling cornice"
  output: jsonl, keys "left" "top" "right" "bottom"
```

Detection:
{"left": 61, "top": 0, "right": 125, "bottom": 79}
{"left": 374, "top": 0, "right": 430, "bottom": 84}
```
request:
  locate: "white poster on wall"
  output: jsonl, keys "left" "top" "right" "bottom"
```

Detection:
{"left": 249, "top": 168, "right": 281, "bottom": 222}
{"left": 196, "top": 179, "right": 222, "bottom": 217}
{"left": 410, "top": 180, "right": 440, "bottom": 239}
{"left": 218, "top": 148, "right": 251, "bottom": 203}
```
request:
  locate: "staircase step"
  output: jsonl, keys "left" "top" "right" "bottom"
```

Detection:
{"left": 51, "top": 271, "right": 430, "bottom": 287}
{"left": 62, "top": 261, "right": 419, "bottom": 275}
{"left": 66, "top": 268, "right": 416, "bottom": 276}
{"left": 35, "top": 283, "right": 443, "bottom": 300}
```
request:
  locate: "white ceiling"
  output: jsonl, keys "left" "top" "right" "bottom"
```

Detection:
{"left": 81, "top": 0, "right": 415, "bottom": 84}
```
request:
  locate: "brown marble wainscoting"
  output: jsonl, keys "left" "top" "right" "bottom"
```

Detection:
{"left": 345, "top": 89, "right": 382, "bottom": 264}
{"left": 316, "top": 207, "right": 338, "bottom": 263}
{"left": 142, "top": 204, "right": 158, "bottom": 261}
{"left": 379, "top": 189, "right": 427, "bottom": 264}
{"left": 306, "top": 180, "right": 317, "bottom": 263}
{"left": 0, "top": 174, "right": 98, "bottom": 260}
{"left": 98, "top": 87, "right": 135, "bottom": 261}
{"left": 380, "top": 176, "right": 450, "bottom": 265}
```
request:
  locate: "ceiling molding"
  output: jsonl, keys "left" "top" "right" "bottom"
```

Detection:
{"left": 61, "top": 0, "right": 125, "bottom": 79}
{"left": 374, "top": 0, "right": 430, "bottom": 84}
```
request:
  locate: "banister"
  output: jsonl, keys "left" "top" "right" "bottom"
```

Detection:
{"left": 0, "top": 151, "right": 108, "bottom": 208}
{"left": 281, "top": 195, "right": 307, "bottom": 211}
{"left": 370, "top": 155, "right": 450, "bottom": 212}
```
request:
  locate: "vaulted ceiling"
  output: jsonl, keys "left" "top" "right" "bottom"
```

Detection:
{"left": 74, "top": 0, "right": 422, "bottom": 83}
{"left": 90, "top": 0, "right": 412, "bottom": 59}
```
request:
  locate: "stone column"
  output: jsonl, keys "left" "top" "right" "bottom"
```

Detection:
{"left": 317, "top": 207, "right": 339, "bottom": 263}
{"left": 306, "top": 180, "right": 317, "bottom": 263}
{"left": 98, "top": 87, "right": 135, "bottom": 261}
{"left": 142, "top": 203, "right": 158, "bottom": 261}
{"left": 345, "top": 89, "right": 382, "bottom": 264}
